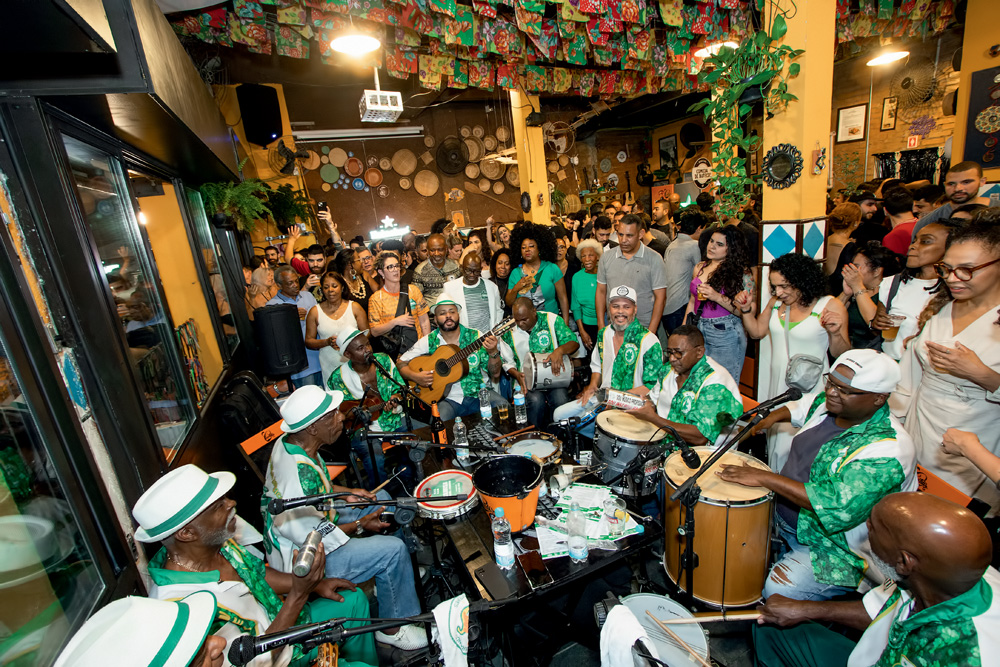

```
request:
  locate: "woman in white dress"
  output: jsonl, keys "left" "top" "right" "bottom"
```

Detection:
{"left": 891, "top": 216, "right": 1000, "bottom": 510}
{"left": 305, "top": 271, "right": 370, "bottom": 386}
{"left": 735, "top": 252, "right": 850, "bottom": 470}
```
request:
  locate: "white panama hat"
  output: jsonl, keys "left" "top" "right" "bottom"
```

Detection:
{"left": 279, "top": 385, "right": 345, "bottom": 433}
{"left": 132, "top": 464, "right": 235, "bottom": 543}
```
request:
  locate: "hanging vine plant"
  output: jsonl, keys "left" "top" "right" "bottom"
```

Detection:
{"left": 199, "top": 160, "right": 272, "bottom": 234}
{"left": 689, "top": 10, "right": 804, "bottom": 219}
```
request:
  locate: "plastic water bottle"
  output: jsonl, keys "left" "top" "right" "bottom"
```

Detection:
{"left": 513, "top": 384, "right": 527, "bottom": 425}
{"left": 453, "top": 416, "right": 470, "bottom": 464}
{"left": 479, "top": 382, "right": 492, "bottom": 421}
{"left": 492, "top": 507, "right": 514, "bottom": 570}
{"left": 567, "top": 501, "right": 588, "bottom": 563}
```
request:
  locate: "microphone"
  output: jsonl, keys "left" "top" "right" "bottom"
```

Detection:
{"left": 228, "top": 620, "right": 342, "bottom": 666}
{"left": 268, "top": 492, "right": 350, "bottom": 515}
{"left": 740, "top": 387, "right": 803, "bottom": 421}
{"left": 292, "top": 530, "right": 323, "bottom": 577}
{"left": 658, "top": 422, "right": 700, "bottom": 470}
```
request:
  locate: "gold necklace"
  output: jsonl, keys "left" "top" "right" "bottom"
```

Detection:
{"left": 167, "top": 551, "right": 211, "bottom": 572}
{"left": 346, "top": 273, "right": 366, "bottom": 300}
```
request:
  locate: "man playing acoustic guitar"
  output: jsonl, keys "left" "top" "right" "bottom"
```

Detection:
{"left": 398, "top": 298, "right": 504, "bottom": 421}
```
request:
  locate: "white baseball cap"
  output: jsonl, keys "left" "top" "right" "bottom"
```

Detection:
{"left": 279, "top": 385, "right": 345, "bottom": 433}
{"left": 54, "top": 592, "right": 217, "bottom": 667}
{"left": 609, "top": 285, "right": 637, "bottom": 304}
{"left": 830, "top": 349, "right": 900, "bottom": 393}
{"left": 133, "top": 465, "right": 235, "bottom": 543}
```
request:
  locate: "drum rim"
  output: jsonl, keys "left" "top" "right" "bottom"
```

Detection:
{"left": 524, "top": 352, "right": 572, "bottom": 391}
{"left": 596, "top": 410, "right": 665, "bottom": 443}
{"left": 415, "top": 469, "right": 477, "bottom": 510}
{"left": 595, "top": 423, "right": 665, "bottom": 448}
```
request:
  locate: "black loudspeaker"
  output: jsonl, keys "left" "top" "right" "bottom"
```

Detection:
{"left": 252, "top": 304, "right": 307, "bottom": 376}
{"left": 236, "top": 83, "right": 282, "bottom": 148}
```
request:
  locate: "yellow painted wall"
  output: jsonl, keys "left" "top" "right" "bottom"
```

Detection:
{"left": 650, "top": 116, "right": 712, "bottom": 179}
{"left": 952, "top": 0, "right": 1000, "bottom": 181}
{"left": 510, "top": 89, "right": 551, "bottom": 224}
{"left": 213, "top": 83, "right": 314, "bottom": 252}
{"left": 140, "top": 182, "right": 224, "bottom": 388}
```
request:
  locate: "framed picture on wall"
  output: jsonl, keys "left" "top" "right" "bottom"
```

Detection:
{"left": 836, "top": 103, "right": 867, "bottom": 143}
{"left": 659, "top": 134, "right": 678, "bottom": 171}
{"left": 881, "top": 97, "right": 898, "bottom": 131}
{"left": 750, "top": 149, "right": 760, "bottom": 175}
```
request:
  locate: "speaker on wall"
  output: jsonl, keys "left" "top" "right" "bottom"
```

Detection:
{"left": 252, "top": 304, "right": 307, "bottom": 377}
{"left": 236, "top": 83, "right": 282, "bottom": 148}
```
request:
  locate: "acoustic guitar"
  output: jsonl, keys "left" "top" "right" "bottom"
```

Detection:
{"left": 338, "top": 392, "right": 399, "bottom": 430}
{"left": 406, "top": 318, "right": 516, "bottom": 404}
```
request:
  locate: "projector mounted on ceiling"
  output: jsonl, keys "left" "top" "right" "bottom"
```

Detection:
{"left": 360, "top": 68, "right": 403, "bottom": 122}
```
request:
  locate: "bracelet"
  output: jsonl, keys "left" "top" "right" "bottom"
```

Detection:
{"left": 740, "top": 308, "right": 752, "bottom": 314}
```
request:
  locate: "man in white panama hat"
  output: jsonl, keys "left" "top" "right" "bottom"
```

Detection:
{"left": 133, "top": 464, "right": 378, "bottom": 666}
{"left": 397, "top": 297, "right": 504, "bottom": 421}
{"left": 553, "top": 285, "right": 665, "bottom": 437}
{"left": 54, "top": 592, "right": 225, "bottom": 667}
{"left": 325, "top": 328, "right": 408, "bottom": 485}
{"left": 262, "top": 385, "right": 427, "bottom": 652}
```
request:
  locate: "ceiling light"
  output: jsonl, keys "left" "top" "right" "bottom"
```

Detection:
{"left": 867, "top": 50, "right": 909, "bottom": 66}
{"left": 292, "top": 125, "right": 423, "bottom": 142}
{"left": 331, "top": 34, "right": 381, "bottom": 55}
{"left": 694, "top": 41, "right": 739, "bottom": 58}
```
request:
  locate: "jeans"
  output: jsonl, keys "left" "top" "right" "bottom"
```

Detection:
{"left": 763, "top": 514, "right": 854, "bottom": 601}
{"left": 662, "top": 303, "right": 688, "bottom": 335}
{"left": 326, "top": 490, "right": 420, "bottom": 619}
{"left": 697, "top": 313, "right": 747, "bottom": 384}
{"left": 437, "top": 396, "right": 480, "bottom": 421}
{"left": 552, "top": 395, "right": 600, "bottom": 439}
{"left": 525, "top": 387, "right": 570, "bottom": 430}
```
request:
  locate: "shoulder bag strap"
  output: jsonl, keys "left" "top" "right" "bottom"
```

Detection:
{"left": 884, "top": 274, "right": 903, "bottom": 312}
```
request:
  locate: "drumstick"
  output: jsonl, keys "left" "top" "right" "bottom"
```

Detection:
{"left": 494, "top": 426, "right": 536, "bottom": 442}
{"left": 371, "top": 469, "right": 404, "bottom": 493}
{"left": 644, "top": 611, "right": 712, "bottom": 667}
{"left": 658, "top": 612, "right": 762, "bottom": 624}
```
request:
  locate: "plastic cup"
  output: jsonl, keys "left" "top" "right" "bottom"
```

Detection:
{"left": 603, "top": 497, "right": 627, "bottom": 537}
{"left": 881, "top": 315, "right": 906, "bottom": 341}
{"left": 497, "top": 403, "right": 510, "bottom": 422}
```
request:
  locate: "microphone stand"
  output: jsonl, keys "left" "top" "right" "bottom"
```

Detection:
{"left": 667, "top": 407, "right": 770, "bottom": 609}
{"left": 371, "top": 353, "right": 428, "bottom": 433}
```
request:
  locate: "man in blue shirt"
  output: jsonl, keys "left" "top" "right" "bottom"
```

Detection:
{"left": 267, "top": 265, "right": 322, "bottom": 387}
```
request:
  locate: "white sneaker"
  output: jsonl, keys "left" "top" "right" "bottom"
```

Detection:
{"left": 375, "top": 623, "right": 429, "bottom": 650}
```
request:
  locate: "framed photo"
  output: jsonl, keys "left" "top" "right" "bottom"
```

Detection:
{"left": 836, "top": 103, "right": 868, "bottom": 143}
{"left": 750, "top": 149, "right": 760, "bottom": 175}
{"left": 658, "top": 134, "right": 678, "bottom": 171}
{"left": 881, "top": 97, "right": 898, "bottom": 131}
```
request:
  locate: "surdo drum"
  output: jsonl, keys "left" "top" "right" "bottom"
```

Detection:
{"left": 593, "top": 410, "right": 665, "bottom": 497}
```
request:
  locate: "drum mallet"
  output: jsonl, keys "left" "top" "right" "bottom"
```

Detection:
{"left": 644, "top": 611, "right": 712, "bottom": 667}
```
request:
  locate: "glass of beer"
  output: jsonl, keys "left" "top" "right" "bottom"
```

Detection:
{"left": 881, "top": 314, "right": 906, "bottom": 341}
{"left": 497, "top": 401, "right": 510, "bottom": 422}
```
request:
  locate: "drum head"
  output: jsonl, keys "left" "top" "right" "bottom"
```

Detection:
{"left": 664, "top": 447, "right": 771, "bottom": 503}
{"left": 507, "top": 432, "right": 560, "bottom": 460}
{"left": 415, "top": 470, "right": 477, "bottom": 518}
{"left": 596, "top": 409, "right": 663, "bottom": 443}
{"left": 621, "top": 594, "right": 709, "bottom": 664}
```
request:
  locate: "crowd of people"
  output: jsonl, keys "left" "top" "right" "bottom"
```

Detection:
{"left": 74, "top": 158, "right": 1000, "bottom": 667}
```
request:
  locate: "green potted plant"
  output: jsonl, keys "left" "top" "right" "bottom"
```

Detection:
{"left": 689, "top": 13, "right": 804, "bottom": 219}
{"left": 264, "top": 183, "right": 312, "bottom": 232}
{"left": 199, "top": 166, "right": 271, "bottom": 233}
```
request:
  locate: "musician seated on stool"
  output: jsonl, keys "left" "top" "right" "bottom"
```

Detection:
{"left": 717, "top": 350, "right": 917, "bottom": 602}
{"left": 754, "top": 492, "right": 1000, "bottom": 667}
{"left": 261, "top": 386, "right": 428, "bottom": 651}
{"left": 628, "top": 325, "right": 743, "bottom": 448}
{"left": 397, "top": 297, "right": 504, "bottom": 421}
{"left": 498, "top": 297, "right": 579, "bottom": 430}
{"left": 54, "top": 593, "right": 227, "bottom": 667}
{"left": 132, "top": 463, "right": 381, "bottom": 665}
{"left": 553, "top": 285, "right": 664, "bottom": 438}
{"left": 326, "top": 327, "right": 407, "bottom": 486}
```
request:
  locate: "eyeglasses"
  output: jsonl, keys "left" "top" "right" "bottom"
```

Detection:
{"left": 382, "top": 263, "right": 400, "bottom": 271}
{"left": 823, "top": 374, "right": 868, "bottom": 396}
{"left": 933, "top": 257, "right": 1000, "bottom": 282}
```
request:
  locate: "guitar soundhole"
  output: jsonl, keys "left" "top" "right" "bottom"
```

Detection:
{"left": 435, "top": 359, "right": 450, "bottom": 376}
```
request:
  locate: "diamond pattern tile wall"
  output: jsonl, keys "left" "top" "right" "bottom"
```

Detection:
{"left": 762, "top": 224, "right": 796, "bottom": 263}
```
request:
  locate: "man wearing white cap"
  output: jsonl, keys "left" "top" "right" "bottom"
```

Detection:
{"left": 262, "top": 386, "right": 426, "bottom": 652}
{"left": 552, "top": 285, "right": 664, "bottom": 437}
{"left": 398, "top": 297, "right": 503, "bottom": 421}
{"left": 133, "top": 464, "right": 378, "bottom": 666}
{"left": 718, "top": 349, "right": 917, "bottom": 602}
{"left": 54, "top": 592, "right": 225, "bottom": 667}
{"left": 326, "top": 327, "right": 408, "bottom": 484}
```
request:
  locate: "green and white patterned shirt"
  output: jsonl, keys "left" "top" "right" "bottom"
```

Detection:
{"left": 399, "top": 324, "right": 490, "bottom": 402}
{"left": 327, "top": 352, "right": 405, "bottom": 432}
{"left": 787, "top": 393, "right": 918, "bottom": 589}
{"left": 499, "top": 311, "right": 576, "bottom": 373}
{"left": 648, "top": 354, "right": 743, "bottom": 447}
{"left": 592, "top": 318, "right": 664, "bottom": 391}
{"left": 848, "top": 568, "right": 1000, "bottom": 667}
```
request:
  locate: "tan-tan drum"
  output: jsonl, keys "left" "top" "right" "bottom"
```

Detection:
{"left": 662, "top": 447, "right": 773, "bottom": 608}
{"left": 594, "top": 410, "right": 664, "bottom": 497}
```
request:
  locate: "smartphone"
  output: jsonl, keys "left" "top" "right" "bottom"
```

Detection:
{"left": 317, "top": 201, "right": 328, "bottom": 213}
{"left": 475, "top": 561, "right": 516, "bottom": 600}
{"left": 516, "top": 551, "right": 554, "bottom": 590}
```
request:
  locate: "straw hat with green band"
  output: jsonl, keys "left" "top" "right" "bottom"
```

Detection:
{"left": 279, "top": 385, "right": 345, "bottom": 433}
{"left": 334, "top": 327, "right": 368, "bottom": 364}
{"left": 433, "top": 297, "right": 462, "bottom": 313}
{"left": 54, "top": 592, "right": 218, "bottom": 667}
{"left": 132, "top": 465, "right": 235, "bottom": 543}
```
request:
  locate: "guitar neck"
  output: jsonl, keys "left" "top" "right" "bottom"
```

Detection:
{"left": 445, "top": 321, "right": 511, "bottom": 368}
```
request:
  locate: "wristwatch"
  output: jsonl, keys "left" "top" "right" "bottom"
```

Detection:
{"left": 354, "top": 520, "right": 364, "bottom": 536}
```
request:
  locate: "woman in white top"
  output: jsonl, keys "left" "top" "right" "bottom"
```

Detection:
{"left": 872, "top": 219, "right": 963, "bottom": 360}
{"left": 305, "top": 272, "right": 369, "bottom": 386}
{"left": 735, "top": 252, "right": 850, "bottom": 470}
{"left": 891, "top": 215, "right": 1000, "bottom": 510}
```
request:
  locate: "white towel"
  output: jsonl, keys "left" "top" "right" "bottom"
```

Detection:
{"left": 599, "top": 604, "right": 660, "bottom": 667}
{"left": 431, "top": 594, "right": 469, "bottom": 667}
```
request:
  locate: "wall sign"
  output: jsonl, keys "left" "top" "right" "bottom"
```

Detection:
{"left": 836, "top": 103, "right": 868, "bottom": 143}
{"left": 692, "top": 158, "right": 713, "bottom": 189}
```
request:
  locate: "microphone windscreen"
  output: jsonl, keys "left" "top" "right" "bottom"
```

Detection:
{"left": 267, "top": 498, "right": 284, "bottom": 515}
{"left": 787, "top": 387, "right": 803, "bottom": 400}
{"left": 228, "top": 635, "right": 256, "bottom": 666}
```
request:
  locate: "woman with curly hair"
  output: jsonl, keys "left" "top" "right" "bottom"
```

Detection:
{"left": 683, "top": 225, "right": 755, "bottom": 382}
{"left": 734, "top": 252, "right": 850, "bottom": 469}
{"left": 891, "top": 212, "right": 1000, "bottom": 509}
{"left": 505, "top": 221, "right": 572, "bottom": 326}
